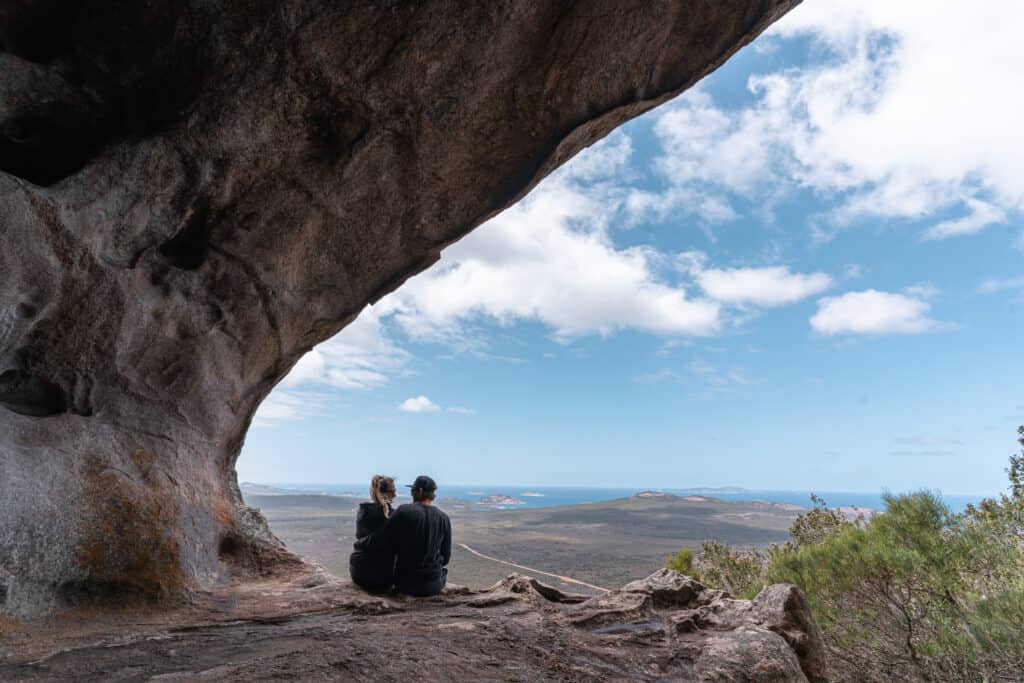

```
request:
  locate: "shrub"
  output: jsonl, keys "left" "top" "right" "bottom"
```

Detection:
{"left": 666, "top": 427, "right": 1024, "bottom": 681}
{"left": 694, "top": 539, "right": 767, "bottom": 599}
{"left": 665, "top": 547, "right": 696, "bottom": 576}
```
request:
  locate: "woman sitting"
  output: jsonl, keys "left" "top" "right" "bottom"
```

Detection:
{"left": 348, "top": 475, "right": 397, "bottom": 592}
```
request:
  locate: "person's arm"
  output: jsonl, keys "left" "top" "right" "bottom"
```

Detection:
{"left": 441, "top": 515, "right": 452, "bottom": 566}
{"left": 354, "top": 505, "right": 369, "bottom": 539}
{"left": 354, "top": 509, "right": 400, "bottom": 553}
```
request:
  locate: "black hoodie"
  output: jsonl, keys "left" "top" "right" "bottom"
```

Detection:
{"left": 348, "top": 502, "right": 395, "bottom": 590}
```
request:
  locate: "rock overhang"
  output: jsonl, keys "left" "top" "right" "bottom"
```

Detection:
{"left": 0, "top": 0, "right": 802, "bottom": 617}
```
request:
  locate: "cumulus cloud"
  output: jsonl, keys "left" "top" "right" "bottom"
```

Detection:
{"left": 645, "top": 0, "right": 1024, "bottom": 242}
{"left": 253, "top": 390, "right": 330, "bottom": 427}
{"left": 378, "top": 134, "right": 722, "bottom": 343}
{"left": 398, "top": 396, "right": 474, "bottom": 414}
{"left": 282, "top": 308, "right": 410, "bottom": 391}
{"left": 399, "top": 395, "right": 441, "bottom": 413}
{"left": 810, "top": 289, "right": 937, "bottom": 335}
{"left": 278, "top": 9, "right": 1016, "bottom": 404}
{"left": 692, "top": 264, "right": 832, "bottom": 307}
{"left": 270, "top": 129, "right": 844, "bottom": 407}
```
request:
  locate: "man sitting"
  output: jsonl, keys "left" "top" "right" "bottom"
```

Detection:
{"left": 354, "top": 475, "right": 451, "bottom": 596}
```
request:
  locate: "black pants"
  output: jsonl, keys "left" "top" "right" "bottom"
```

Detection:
{"left": 396, "top": 567, "right": 447, "bottom": 597}
{"left": 349, "top": 551, "right": 395, "bottom": 593}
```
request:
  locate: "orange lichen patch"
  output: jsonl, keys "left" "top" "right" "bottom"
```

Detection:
{"left": 213, "top": 497, "right": 235, "bottom": 525}
{"left": 74, "top": 457, "right": 187, "bottom": 605}
{"left": 128, "top": 449, "right": 158, "bottom": 467}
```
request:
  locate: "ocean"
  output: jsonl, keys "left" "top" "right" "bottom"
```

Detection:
{"left": 271, "top": 483, "right": 985, "bottom": 513}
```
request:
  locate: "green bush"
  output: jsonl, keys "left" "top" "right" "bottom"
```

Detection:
{"left": 666, "top": 426, "right": 1024, "bottom": 682}
{"left": 694, "top": 539, "right": 766, "bottom": 599}
{"left": 665, "top": 547, "right": 695, "bottom": 576}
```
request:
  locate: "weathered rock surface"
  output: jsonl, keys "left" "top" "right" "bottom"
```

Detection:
{"left": 0, "top": 0, "right": 800, "bottom": 617}
{"left": 0, "top": 569, "right": 826, "bottom": 681}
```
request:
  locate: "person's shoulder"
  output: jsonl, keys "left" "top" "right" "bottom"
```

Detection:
{"left": 358, "top": 501, "right": 386, "bottom": 516}
{"left": 395, "top": 503, "right": 418, "bottom": 515}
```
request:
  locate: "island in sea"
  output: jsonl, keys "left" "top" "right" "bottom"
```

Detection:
{"left": 477, "top": 494, "right": 526, "bottom": 506}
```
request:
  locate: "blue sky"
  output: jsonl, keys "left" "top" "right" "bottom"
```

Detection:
{"left": 239, "top": 1, "right": 1024, "bottom": 495}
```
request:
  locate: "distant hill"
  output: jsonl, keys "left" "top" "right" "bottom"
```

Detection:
{"left": 246, "top": 494, "right": 359, "bottom": 510}
{"left": 240, "top": 482, "right": 306, "bottom": 496}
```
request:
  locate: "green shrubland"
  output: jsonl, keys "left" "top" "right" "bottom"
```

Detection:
{"left": 668, "top": 426, "right": 1024, "bottom": 682}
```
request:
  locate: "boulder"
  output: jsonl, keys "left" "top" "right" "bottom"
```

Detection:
{"left": 570, "top": 569, "right": 827, "bottom": 682}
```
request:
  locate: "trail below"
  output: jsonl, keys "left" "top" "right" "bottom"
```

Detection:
{"left": 458, "top": 543, "right": 610, "bottom": 593}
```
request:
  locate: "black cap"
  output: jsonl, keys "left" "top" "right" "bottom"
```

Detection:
{"left": 405, "top": 475, "right": 437, "bottom": 493}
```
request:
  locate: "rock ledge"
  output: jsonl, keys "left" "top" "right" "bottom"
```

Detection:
{"left": 1, "top": 569, "right": 825, "bottom": 682}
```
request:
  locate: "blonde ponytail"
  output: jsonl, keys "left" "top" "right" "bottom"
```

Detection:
{"left": 370, "top": 475, "right": 396, "bottom": 518}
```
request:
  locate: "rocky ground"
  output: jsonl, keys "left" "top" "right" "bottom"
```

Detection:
{"left": 0, "top": 566, "right": 825, "bottom": 682}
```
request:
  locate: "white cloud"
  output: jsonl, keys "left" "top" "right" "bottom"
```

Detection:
{"left": 282, "top": 308, "right": 410, "bottom": 390}
{"left": 271, "top": 129, "right": 840, "bottom": 407}
{"left": 692, "top": 265, "right": 833, "bottom": 307}
{"left": 399, "top": 395, "right": 441, "bottom": 413}
{"left": 647, "top": 0, "right": 1024, "bottom": 242}
{"left": 923, "top": 199, "right": 1008, "bottom": 240}
{"left": 397, "top": 396, "right": 475, "bottom": 415}
{"left": 979, "top": 276, "right": 1024, "bottom": 294}
{"left": 675, "top": 251, "right": 832, "bottom": 307}
{"left": 560, "top": 130, "right": 633, "bottom": 182}
{"left": 902, "top": 282, "right": 939, "bottom": 300}
{"left": 253, "top": 390, "right": 329, "bottom": 427}
{"left": 378, "top": 135, "right": 722, "bottom": 343}
{"left": 810, "top": 289, "right": 937, "bottom": 335}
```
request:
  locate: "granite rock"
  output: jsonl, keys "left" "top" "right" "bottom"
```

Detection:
{"left": 0, "top": 0, "right": 800, "bottom": 616}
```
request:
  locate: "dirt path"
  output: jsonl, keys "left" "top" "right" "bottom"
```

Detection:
{"left": 458, "top": 543, "right": 610, "bottom": 593}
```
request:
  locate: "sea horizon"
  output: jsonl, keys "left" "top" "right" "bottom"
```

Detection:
{"left": 246, "top": 481, "right": 988, "bottom": 513}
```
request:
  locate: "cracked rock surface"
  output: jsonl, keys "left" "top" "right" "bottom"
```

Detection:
{"left": 0, "top": 569, "right": 826, "bottom": 682}
{"left": 0, "top": 0, "right": 800, "bottom": 617}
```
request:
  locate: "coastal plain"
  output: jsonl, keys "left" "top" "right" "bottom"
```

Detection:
{"left": 245, "top": 490, "right": 804, "bottom": 595}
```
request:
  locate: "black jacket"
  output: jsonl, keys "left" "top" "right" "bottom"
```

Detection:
{"left": 355, "top": 502, "right": 451, "bottom": 594}
{"left": 349, "top": 502, "right": 395, "bottom": 590}
{"left": 355, "top": 501, "right": 392, "bottom": 538}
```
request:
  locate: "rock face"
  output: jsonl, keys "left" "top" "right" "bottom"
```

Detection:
{"left": 0, "top": 0, "right": 800, "bottom": 617}
{"left": 0, "top": 569, "right": 827, "bottom": 681}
